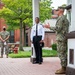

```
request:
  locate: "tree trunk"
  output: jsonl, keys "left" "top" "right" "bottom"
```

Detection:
{"left": 19, "top": 19, "right": 24, "bottom": 51}
{"left": 23, "top": 25, "right": 26, "bottom": 46}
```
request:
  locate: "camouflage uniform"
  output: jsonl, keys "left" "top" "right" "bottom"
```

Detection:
{"left": 50, "top": 15, "right": 69, "bottom": 67}
{"left": 0, "top": 31, "right": 10, "bottom": 57}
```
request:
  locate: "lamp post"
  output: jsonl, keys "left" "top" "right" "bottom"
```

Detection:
{"left": 31, "top": 0, "right": 39, "bottom": 63}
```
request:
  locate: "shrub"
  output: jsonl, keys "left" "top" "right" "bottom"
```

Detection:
{"left": 52, "top": 43, "right": 57, "bottom": 50}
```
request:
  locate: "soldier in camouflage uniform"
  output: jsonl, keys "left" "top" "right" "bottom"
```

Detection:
{"left": 0, "top": 26, "right": 10, "bottom": 58}
{"left": 44, "top": 7, "right": 69, "bottom": 74}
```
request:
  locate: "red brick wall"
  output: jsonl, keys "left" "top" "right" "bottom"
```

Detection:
{"left": 0, "top": 3, "right": 4, "bottom": 9}
{"left": 0, "top": 4, "right": 7, "bottom": 31}
{"left": 0, "top": 19, "right": 7, "bottom": 32}
{"left": 14, "top": 29, "right": 20, "bottom": 42}
{"left": 44, "top": 32, "right": 56, "bottom": 47}
{"left": 27, "top": 29, "right": 31, "bottom": 46}
{"left": 25, "top": 28, "right": 31, "bottom": 46}
{"left": 0, "top": 19, "right": 7, "bottom": 31}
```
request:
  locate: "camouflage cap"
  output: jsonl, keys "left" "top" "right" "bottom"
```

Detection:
{"left": 56, "top": 6, "right": 65, "bottom": 11}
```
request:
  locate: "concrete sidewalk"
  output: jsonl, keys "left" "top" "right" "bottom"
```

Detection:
{"left": 23, "top": 47, "right": 52, "bottom": 51}
{"left": 0, "top": 57, "right": 65, "bottom": 75}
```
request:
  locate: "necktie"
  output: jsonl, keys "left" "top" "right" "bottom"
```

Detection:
{"left": 36, "top": 24, "right": 38, "bottom": 36}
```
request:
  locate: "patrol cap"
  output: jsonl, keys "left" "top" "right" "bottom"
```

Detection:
{"left": 56, "top": 6, "right": 65, "bottom": 11}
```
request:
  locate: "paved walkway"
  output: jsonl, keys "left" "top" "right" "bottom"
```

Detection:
{"left": 23, "top": 47, "right": 52, "bottom": 51}
{"left": 0, "top": 57, "right": 65, "bottom": 75}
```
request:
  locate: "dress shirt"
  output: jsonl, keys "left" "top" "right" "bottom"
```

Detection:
{"left": 31, "top": 23, "right": 44, "bottom": 42}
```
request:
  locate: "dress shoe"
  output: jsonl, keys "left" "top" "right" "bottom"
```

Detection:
{"left": 33, "top": 61, "right": 39, "bottom": 64}
{"left": 39, "top": 62, "right": 42, "bottom": 65}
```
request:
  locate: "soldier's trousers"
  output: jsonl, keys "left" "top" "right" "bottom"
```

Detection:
{"left": 57, "top": 40, "right": 67, "bottom": 67}
{"left": 1, "top": 43, "right": 9, "bottom": 57}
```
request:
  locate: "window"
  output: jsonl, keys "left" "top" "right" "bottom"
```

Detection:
{"left": 69, "top": 49, "right": 74, "bottom": 64}
{"left": 9, "top": 31, "right": 14, "bottom": 43}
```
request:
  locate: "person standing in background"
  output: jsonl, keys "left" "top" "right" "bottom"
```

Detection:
{"left": 31, "top": 17, "right": 44, "bottom": 64}
{"left": 0, "top": 26, "right": 10, "bottom": 58}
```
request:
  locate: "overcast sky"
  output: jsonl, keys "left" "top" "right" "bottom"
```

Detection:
{"left": 51, "top": 0, "right": 67, "bottom": 9}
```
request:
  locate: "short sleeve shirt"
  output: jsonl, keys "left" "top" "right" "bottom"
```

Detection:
{"left": 0, "top": 31, "right": 10, "bottom": 42}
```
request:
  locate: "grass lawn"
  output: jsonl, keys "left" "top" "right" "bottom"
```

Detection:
{"left": 9, "top": 50, "right": 57, "bottom": 58}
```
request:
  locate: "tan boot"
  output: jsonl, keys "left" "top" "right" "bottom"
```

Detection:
{"left": 55, "top": 67, "right": 66, "bottom": 74}
{"left": 1, "top": 55, "right": 3, "bottom": 58}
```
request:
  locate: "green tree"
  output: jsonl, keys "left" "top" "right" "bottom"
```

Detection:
{"left": 40, "top": 0, "right": 52, "bottom": 22}
{"left": 0, "top": 0, "right": 32, "bottom": 51}
{"left": 0, "top": 0, "right": 52, "bottom": 50}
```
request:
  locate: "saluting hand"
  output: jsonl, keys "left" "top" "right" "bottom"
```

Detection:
{"left": 44, "top": 23, "right": 50, "bottom": 28}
